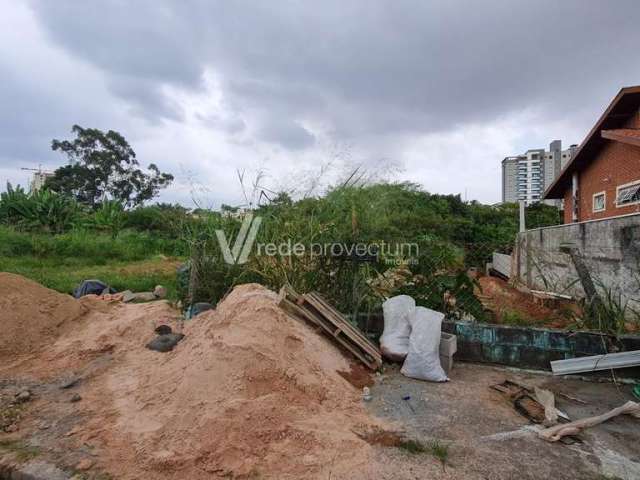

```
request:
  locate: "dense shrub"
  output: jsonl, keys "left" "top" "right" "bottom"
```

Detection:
{"left": 0, "top": 184, "right": 81, "bottom": 233}
{"left": 182, "top": 183, "right": 562, "bottom": 317}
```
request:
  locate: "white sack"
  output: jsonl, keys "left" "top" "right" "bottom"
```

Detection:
{"left": 401, "top": 306, "right": 449, "bottom": 382}
{"left": 380, "top": 295, "right": 415, "bottom": 361}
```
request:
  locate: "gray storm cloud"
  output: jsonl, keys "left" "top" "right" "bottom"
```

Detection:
{"left": 1, "top": 0, "right": 639, "bottom": 204}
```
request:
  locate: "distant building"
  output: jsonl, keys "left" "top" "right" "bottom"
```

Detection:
{"left": 545, "top": 85, "right": 640, "bottom": 223}
{"left": 29, "top": 171, "right": 54, "bottom": 192}
{"left": 502, "top": 141, "right": 576, "bottom": 206}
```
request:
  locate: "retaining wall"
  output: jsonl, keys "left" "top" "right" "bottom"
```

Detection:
{"left": 513, "top": 213, "right": 640, "bottom": 314}
{"left": 354, "top": 313, "right": 640, "bottom": 377}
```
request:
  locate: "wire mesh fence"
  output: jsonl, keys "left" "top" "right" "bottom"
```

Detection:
{"left": 179, "top": 232, "right": 640, "bottom": 335}
{"left": 181, "top": 237, "right": 509, "bottom": 319}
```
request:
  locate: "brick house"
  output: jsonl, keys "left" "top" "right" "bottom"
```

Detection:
{"left": 544, "top": 86, "right": 640, "bottom": 223}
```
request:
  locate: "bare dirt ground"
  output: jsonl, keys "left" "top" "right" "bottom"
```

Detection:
{"left": 1, "top": 273, "right": 638, "bottom": 479}
{"left": 477, "top": 276, "right": 577, "bottom": 328}
{"left": 368, "top": 362, "right": 640, "bottom": 480}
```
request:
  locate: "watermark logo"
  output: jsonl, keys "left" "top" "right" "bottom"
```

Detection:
{"left": 215, "top": 213, "right": 418, "bottom": 265}
{"left": 215, "top": 214, "right": 262, "bottom": 265}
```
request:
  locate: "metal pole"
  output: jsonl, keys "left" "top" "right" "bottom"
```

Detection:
{"left": 519, "top": 200, "right": 526, "bottom": 233}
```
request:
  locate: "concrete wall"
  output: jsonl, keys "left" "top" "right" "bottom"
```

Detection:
{"left": 353, "top": 313, "right": 640, "bottom": 375}
{"left": 513, "top": 213, "right": 640, "bottom": 313}
{"left": 492, "top": 252, "right": 511, "bottom": 278}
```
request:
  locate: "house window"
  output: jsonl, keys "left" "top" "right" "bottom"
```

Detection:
{"left": 616, "top": 181, "right": 640, "bottom": 207}
{"left": 592, "top": 191, "right": 606, "bottom": 212}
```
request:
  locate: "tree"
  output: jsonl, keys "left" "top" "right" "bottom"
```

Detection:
{"left": 45, "top": 125, "right": 174, "bottom": 208}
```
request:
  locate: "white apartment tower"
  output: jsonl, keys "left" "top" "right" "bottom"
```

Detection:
{"left": 502, "top": 140, "right": 576, "bottom": 206}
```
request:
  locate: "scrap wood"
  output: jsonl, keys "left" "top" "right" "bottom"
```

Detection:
{"left": 491, "top": 380, "right": 568, "bottom": 425}
{"left": 491, "top": 380, "right": 546, "bottom": 424}
{"left": 278, "top": 285, "right": 382, "bottom": 370}
{"left": 538, "top": 401, "right": 640, "bottom": 442}
{"left": 534, "top": 387, "right": 558, "bottom": 426}
{"left": 557, "top": 391, "right": 587, "bottom": 405}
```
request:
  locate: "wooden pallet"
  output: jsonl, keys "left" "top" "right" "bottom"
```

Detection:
{"left": 278, "top": 286, "right": 382, "bottom": 370}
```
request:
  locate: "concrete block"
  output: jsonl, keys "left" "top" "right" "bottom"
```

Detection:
{"left": 440, "top": 354, "right": 453, "bottom": 374}
{"left": 439, "top": 332, "right": 457, "bottom": 356}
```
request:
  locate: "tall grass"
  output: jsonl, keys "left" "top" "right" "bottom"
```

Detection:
{"left": 0, "top": 226, "right": 185, "bottom": 297}
{"left": 0, "top": 226, "right": 186, "bottom": 261}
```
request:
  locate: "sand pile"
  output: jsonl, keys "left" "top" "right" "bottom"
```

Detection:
{"left": 0, "top": 273, "right": 87, "bottom": 357}
{"left": 28, "top": 283, "right": 383, "bottom": 479}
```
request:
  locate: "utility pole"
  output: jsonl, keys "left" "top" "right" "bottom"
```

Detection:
{"left": 519, "top": 200, "right": 526, "bottom": 233}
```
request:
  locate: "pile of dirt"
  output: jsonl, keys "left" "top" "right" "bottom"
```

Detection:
{"left": 3, "top": 283, "right": 385, "bottom": 479}
{"left": 0, "top": 273, "right": 87, "bottom": 357}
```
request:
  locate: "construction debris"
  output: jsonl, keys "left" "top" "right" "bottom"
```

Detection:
{"left": 557, "top": 391, "right": 588, "bottom": 405}
{"left": 439, "top": 332, "right": 457, "bottom": 374}
{"left": 401, "top": 306, "right": 448, "bottom": 382}
{"left": 122, "top": 290, "right": 158, "bottom": 303}
{"left": 186, "top": 301, "right": 214, "bottom": 318}
{"left": 278, "top": 285, "right": 382, "bottom": 370}
{"left": 153, "top": 284, "right": 168, "bottom": 299}
{"left": 380, "top": 295, "right": 414, "bottom": 361}
{"left": 551, "top": 350, "right": 640, "bottom": 375}
{"left": 491, "top": 380, "right": 546, "bottom": 424}
{"left": 533, "top": 387, "right": 558, "bottom": 426}
{"left": 379, "top": 295, "right": 455, "bottom": 378}
{"left": 73, "top": 279, "right": 116, "bottom": 298}
{"left": 145, "top": 332, "right": 185, "bottom": 352}
{"left": 538, "top": 401, "right": 640, "bottom": 442}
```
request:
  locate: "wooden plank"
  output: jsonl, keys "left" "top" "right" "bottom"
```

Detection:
{"left": 278, "top": 286, "right": 381, "bottom": 369}
{"left": 551, "top": 350, "right": 640, "bottom": 375}
{"left": 305, "top": 293, "right": 381, "bottom": 361}
{"left": 306, "top": 292, "right": 375, "bottom": 349}
{"left": 295, "top": 302, "right": 377, "bottom": 369}
{"left": 304, "top": 308, "right": 381, "bottom": 371}
{"left": 300, "top": 298, "right": 380, "bottom": 367}
{"left": 279, "top": 296, "right": 316, "bottom": 325}
{"left": 304, "top": 295, "right": 378, "bottom": 359}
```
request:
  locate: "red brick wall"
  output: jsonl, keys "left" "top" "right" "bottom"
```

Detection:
{"left": 566, "top": 110, "right": 640, "bottom": 222}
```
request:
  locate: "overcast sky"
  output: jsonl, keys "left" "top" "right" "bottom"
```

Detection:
{"left": 1, "top": 1, "right": 639, "bottom": 207}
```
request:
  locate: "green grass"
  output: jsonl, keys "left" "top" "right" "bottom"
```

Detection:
{"left": 0, "top": 226, "right": 185, "bottom": 261}
{"left": 0, "top": 226, "right": 184, "bottom": 299}
{"left": 397, "top": 438, "right": 450, "bottom": 468}
{"left": 500, "top": 309, "right": 529, "bottom": 326}
{"left": 397, "top": 439, "right": 427, "bottom": 454}
{"left": 1, "top": 256, "right": 180, "bottom": 299}
{"left": 428, "top": 439, "right": 450, "bottom": 468}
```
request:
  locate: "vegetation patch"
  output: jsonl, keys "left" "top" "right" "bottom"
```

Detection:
{"left": 0, "top": 403, "right": 24, "bottom": 433}
{"left": 357, "top": 427, "right": 450, "bottom": 468}
{"left": 0, "top": 439, "right": 40, "bottom": 463}
{"left": 428, "top": 439, "right": 450, "bottom": 469}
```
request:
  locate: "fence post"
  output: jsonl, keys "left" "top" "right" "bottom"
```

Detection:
{"left": 187, "top": 241, "right": 202, "bottom": 308}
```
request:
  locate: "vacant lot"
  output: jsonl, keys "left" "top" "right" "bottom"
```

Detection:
{"left": 0, "top": 227, "right": 183, "bottom": 298}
